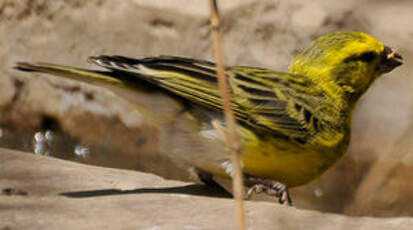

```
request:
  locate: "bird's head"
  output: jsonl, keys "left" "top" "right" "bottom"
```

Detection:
{"left": 289, "top": 31, "right": 402, "bottom": 101}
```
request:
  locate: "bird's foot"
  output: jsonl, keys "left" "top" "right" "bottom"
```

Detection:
{"left": 246, "top": 177, "right": 292, "bottom": 206}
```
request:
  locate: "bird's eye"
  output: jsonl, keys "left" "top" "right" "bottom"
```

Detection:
{"left": 358, "top": 51, "right": 377, "bottom": 62}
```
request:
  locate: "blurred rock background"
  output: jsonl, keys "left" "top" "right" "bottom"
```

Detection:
{"left": 0, "top": 0, "right": 412, "bottom": 217}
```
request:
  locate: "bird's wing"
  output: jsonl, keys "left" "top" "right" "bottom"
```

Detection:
{"left": 89, "top": 55, "right": 326, "bottom": 144}
{"left": 228, "top": 66, "right": 326, "bottom": 144}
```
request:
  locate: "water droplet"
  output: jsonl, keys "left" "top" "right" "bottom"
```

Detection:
{"left": 34, "top": 132, "right": 45, "bottom": 143}
{"left": 313, "top": 188, "right": 323, "bottom": 197}
{"left": 34, "top": 142, "right": 49, "bottom": 155}
{"left": 45, "top": 130, "right": 53, "bottom": 141}
{"left": 74, "top": 145, "right": 89, "bottom": 157}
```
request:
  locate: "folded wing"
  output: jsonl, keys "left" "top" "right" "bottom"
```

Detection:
{"left": 89, "top": 55, "right": 326, "bottom": 144}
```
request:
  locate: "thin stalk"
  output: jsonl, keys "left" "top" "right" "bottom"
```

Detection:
{"left": 209, "top": 1, "right": 246, "bottom": 230}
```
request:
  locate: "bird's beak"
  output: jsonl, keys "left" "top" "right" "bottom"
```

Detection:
{"left": 378, "top": 46, "right": 403, "bottom": 73}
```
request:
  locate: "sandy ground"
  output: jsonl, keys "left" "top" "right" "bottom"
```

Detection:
{"left": 1, "top": 148, "right": 412, "bottom": 230}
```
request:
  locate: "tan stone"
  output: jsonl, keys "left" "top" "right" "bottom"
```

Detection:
{"left": 1, "top": 148, "right": 412, "bottom": 230}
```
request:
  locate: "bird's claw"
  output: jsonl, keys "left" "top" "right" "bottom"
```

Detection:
{"left": 246, "top": 178, "right": 292, "bottom": 206}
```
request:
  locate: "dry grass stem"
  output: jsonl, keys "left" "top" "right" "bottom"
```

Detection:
{"left": 209, "top": 1, "right": 246, "bottom": 230}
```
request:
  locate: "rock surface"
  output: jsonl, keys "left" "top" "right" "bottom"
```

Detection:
{"left": 1, "top": 148, "right": 412, "bottom": 230}
{"left": 0, "top": 0, "right": 412, "bottom": 218}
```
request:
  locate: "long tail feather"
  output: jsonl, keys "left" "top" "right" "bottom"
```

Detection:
{"left": 15, "top": 62, "right": 133, "bottom": 89}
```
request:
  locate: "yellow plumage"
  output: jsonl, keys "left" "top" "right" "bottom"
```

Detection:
{"left": 15, "top": 31, "right": 402, "bottom": 190}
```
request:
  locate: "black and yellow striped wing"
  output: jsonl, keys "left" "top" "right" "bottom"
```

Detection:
{"left": 89, "top": 55, "right": 326, "bottom": 143}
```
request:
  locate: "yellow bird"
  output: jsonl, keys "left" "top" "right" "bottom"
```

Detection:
{"left": 16, "top": 31, "right": 402, "bottom": 205}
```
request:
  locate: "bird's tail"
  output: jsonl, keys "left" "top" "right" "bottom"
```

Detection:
{"left": 14, "top": 55, "right": 221, "bottom": 96}
{"left": 14, "top": 62, "right": 131, "bottom": 89}
{"left": 87, "top": 55, "right": 229, "bottom": 112}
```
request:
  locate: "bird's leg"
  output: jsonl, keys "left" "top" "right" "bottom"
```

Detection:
{"left": 211, "top": 121, "right": 292, "bottom": 206}
{"left": 245, "top": 176, "right": 292, "bottom": 206}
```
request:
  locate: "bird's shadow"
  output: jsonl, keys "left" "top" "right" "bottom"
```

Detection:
{"left": 59, "top": 183, "right": 232, "bottom": 199}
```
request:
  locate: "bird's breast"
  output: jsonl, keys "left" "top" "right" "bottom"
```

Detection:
{"left": 240, "top": 129, "right": 350, "bottom": 187}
